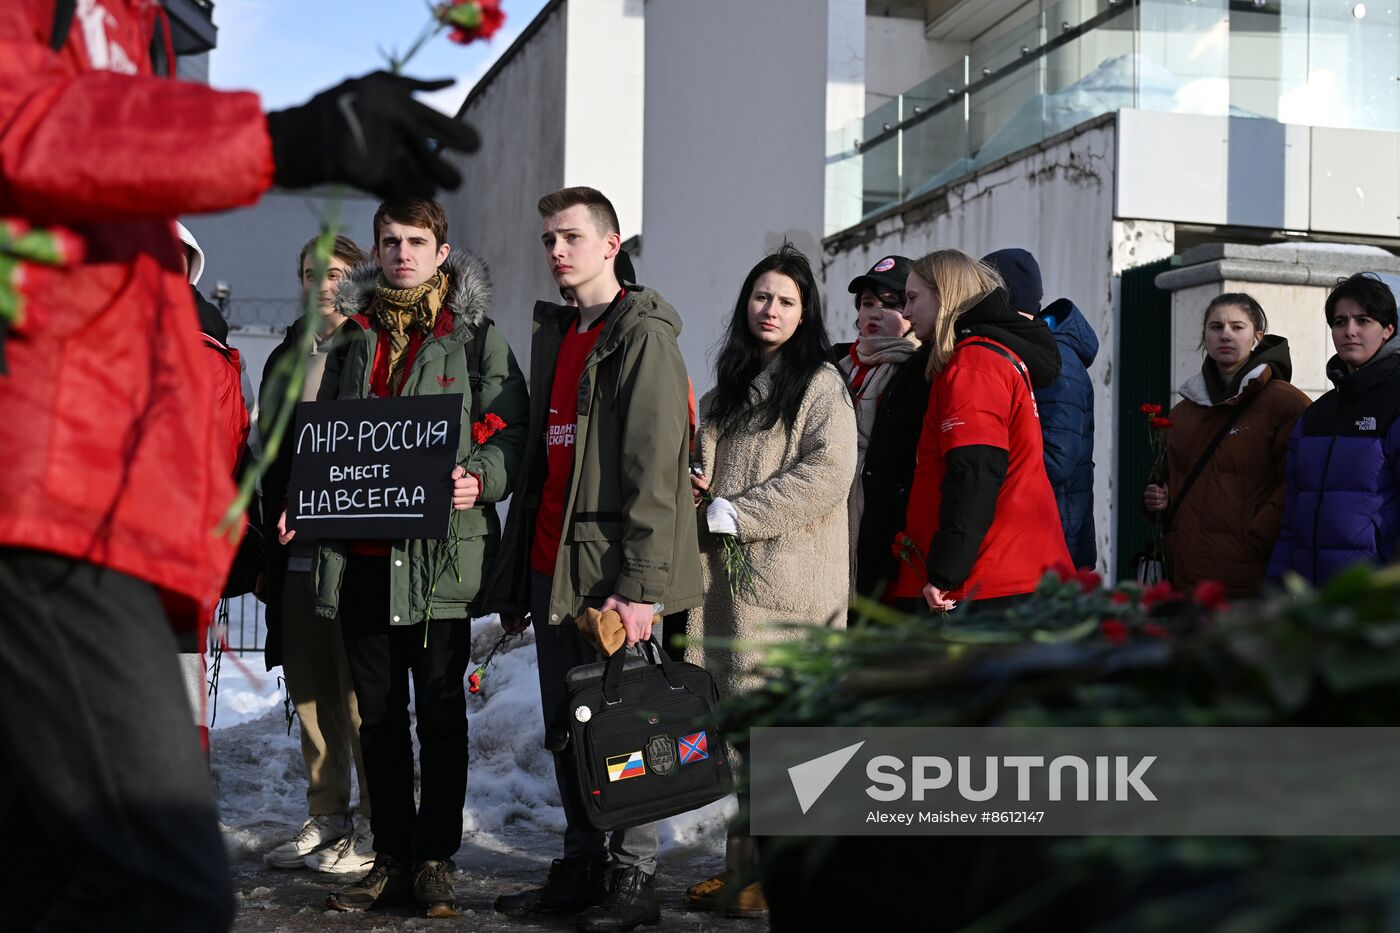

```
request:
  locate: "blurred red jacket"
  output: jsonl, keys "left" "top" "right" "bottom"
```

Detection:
{"left": 0, "top": 1, "right": 275, "bottom": 628}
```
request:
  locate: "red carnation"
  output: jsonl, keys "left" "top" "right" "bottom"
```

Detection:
{"left": 1049, "top": 561, "right": 1076, "bottom": 583}
{"left": 438, "top": 0, "right": 505, "bottom": 44}
{"left": 1193, "top": 580, "right": 1229, "bottom": 611}
{"left": 1100, "top": 618, "right": 1129, "bottom": 645}
{"left": 467, "top": 671, "right": 482, "bottom": 694}
{"left": 1139, "top": 403, "right": 1162, "bottom": 415}
{"left": 1149, "top": 417, "right": 1173, "bottom": 430}
{"left": 1142, "top": 622, "right": 1168, "bottom": 639}
{"left": 1110, "top": 591, "right": 1131, "bottom": 606}
{"left": 471, "top": 413, "right": 507, "bottom": 447}
{"left": 1141, "top": 581, "right": 1177, "bottom": 611}
{"left": 1072, "top": 568, "right": 1102, "bottom": 594}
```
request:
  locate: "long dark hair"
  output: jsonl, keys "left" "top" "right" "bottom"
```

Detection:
{"left": 708, "top": 243, "right": 832, "bottom": 434}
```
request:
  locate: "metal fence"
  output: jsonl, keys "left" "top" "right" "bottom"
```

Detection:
{"left": 216, "top": 593, "right": 268, "bottom": 654}
{"left": 222, "top": 297, "right": 303, "bottom": 330}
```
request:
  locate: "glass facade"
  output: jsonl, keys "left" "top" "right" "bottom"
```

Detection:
{"left": 836, "top": 0, "right": 1399, "bottom": 221}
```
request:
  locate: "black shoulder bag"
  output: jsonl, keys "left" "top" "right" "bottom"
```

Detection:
{"left": 552, "top": 637, "right": 732, "bottom": 831}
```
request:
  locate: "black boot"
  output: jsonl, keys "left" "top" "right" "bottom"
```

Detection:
{"left": 494, "top": 854, "right": 609, "bottom": 918}
{"left": 325, "top": 856, "right": 414, "bottom": 912}
{"left": 575, "top": 866, "right": 661, "bottom": 932}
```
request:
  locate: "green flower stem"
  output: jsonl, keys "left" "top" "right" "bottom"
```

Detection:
{"left": 698, "top": 485, "right": 762, "bottom": 603}
{"left": 389, "top": 6, "right": 446, "bottom": 73}
{"left": 217, "top": 205, "right": 344, "bottom": 539}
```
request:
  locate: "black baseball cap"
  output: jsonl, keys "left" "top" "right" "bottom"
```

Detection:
{"left": 848, "top": 255, "right": 912, "bottom": 300}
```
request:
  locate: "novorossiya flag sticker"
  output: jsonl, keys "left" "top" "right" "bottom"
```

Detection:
{"left": 678, "top": 731, "right": 709, "bottom": 765}
{"left": 606, "top": 751, "right": 646, "bottom": 782}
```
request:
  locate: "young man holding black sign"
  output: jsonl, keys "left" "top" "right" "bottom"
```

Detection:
{"left": 287, "top": 199, "right": 528, "bottom": 917}
{"left": 484, "top": 187, "right": 702, "bottom": 933}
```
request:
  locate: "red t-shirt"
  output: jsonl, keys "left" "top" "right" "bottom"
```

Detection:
{"left": 893, "top": 339, "right": 1070, "bottom": 601}
{"left": 530, "top": 307, "right": 610, "bottom": 575}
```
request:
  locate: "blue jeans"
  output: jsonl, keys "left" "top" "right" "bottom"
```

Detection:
{"left": 530, "top": 571, "right": 659, "bottom": 875}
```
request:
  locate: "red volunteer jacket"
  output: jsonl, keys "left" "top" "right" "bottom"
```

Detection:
{"left": 894, "top": 339, "right": 1071, "bottom": 602}
{"left": 0, "top": 1, "right": 275, "bottom": 627}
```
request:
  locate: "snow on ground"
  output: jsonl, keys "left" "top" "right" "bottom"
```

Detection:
{"left": 209, "top": 614, "right": 737, "bottom": 930}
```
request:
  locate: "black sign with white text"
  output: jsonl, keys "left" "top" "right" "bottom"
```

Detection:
{"left": 285, "top": 394, "right": 462, "bottom": 540}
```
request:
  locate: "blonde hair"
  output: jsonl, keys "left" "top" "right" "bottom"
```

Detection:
{"left": 910, "top": 249, "right": 1005, "bottom": 378}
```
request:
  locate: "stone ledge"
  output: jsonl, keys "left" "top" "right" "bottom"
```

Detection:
{"left": 1156, "top": 245, "right": 1400, "bottom": 292}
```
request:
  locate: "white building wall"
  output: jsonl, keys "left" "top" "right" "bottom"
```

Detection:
{"left": 441, "top": 4, "right": 570, "bottom": 371}
{"left": 642, "top": 0, "right": 831, "bottom": 397}
{"left": 826, "top": 0, "right": 868, "bottom": 237}
{"left": 823, "top": 121, "right": 1124, "bottom": 573}
{"left": 864, "top": 15, "right": 964, "bottom": 114}
{"left": 563, "top": 0, "right": 645, "bottom": 242}
{"left": 1117, "top": 109, "right": 1400, "bottom": 238}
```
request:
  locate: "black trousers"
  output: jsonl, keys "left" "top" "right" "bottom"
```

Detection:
{"left": 340, "top": 555, "right": 471, "bottom": 864}
{"left": 529, "top": 572, "right": 658, "bottom": 874}
{"left": 0, "top": 549, "right": 234, "bottom": 933}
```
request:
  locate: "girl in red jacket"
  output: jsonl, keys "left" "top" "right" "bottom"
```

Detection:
{"left": 893, "top": 249, "right": 1070, "bottom": 613}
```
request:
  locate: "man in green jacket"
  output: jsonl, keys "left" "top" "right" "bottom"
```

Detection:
{"left": 280, "top": 199, "right": 528, "bottom": 917}
{"left": 486, "top": 187, "right": 702, "bottom": 933}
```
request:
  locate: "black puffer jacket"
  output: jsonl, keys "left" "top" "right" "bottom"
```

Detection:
{"left": 850, "top": 345, "right": 932, "bottom": 601}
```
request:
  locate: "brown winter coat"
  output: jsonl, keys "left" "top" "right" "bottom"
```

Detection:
{"left": 1161, "top": 357, "right": 1310, "bottom": 597}
{"left": 685, "top": 364, "right": 857, "bottom": 697}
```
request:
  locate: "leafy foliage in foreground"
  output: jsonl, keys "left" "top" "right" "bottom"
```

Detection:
{"left": 722, "top": 565, "right": 1400, "bottom": 932}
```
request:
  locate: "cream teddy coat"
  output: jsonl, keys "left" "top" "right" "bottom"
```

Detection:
{"left": 686, "top": 362, "right": 857, "bottom": 697}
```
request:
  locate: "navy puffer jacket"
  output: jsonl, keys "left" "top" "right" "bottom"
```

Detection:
{"left": 1034, "top": 299, "right": 1099, "bottom": 569}
{"left": 1268, "top": 337, "right": 1400, "bottom": 585}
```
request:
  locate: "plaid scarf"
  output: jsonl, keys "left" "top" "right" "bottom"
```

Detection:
{"left": 368, "top": 270, "right": 449, "bottom": 395}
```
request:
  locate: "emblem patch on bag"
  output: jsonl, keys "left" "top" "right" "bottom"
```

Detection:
{"left": 606, "top": 751, "right": 646, "bottom": 782}
{"left": 678, "top": 731, "right": 709, "bottom": 765}
{"left": 646, "top": 734, "right": 676, "bottom": 776}
{"left": 574, "top": 705, "right": 592, "bottom": 723}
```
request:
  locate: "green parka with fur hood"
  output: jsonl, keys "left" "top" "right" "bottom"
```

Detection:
{"left": 312, "top": 250, "right": 529, "bottom": 623}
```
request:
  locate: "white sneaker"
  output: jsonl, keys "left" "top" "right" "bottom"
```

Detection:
{"left": 304, "top": 814, "right": 376, "bottom": 875}
{"left": 263, "top": 814, "right": 351, "bottom": 869}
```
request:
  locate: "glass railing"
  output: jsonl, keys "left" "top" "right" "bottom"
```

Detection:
{"left": 832, "top": 0, "right": 1400, "bottom": 226}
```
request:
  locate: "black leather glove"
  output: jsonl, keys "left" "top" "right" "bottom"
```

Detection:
{"left": 266, "top": 72, "right": 480, "bottom": 200}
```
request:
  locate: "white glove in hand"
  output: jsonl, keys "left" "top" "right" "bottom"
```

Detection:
{"left": 706, "top": 497, "right": 739, "bottom": 536}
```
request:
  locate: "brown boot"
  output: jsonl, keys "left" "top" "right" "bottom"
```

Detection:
{"left": 722, "top": 881, "right": 768, "bottom": 920}
{"left": 685, "top": 870, "right": 768, "bottom": 918}
{"left": 684, "top": 870, "right": 733, "bottom": 911}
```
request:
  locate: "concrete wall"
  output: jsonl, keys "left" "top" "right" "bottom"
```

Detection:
{"left": 1156, "top": 245, "right": 1400, "bottom": 404}
{"left": 1118, "top": 109, "right": 1400, "bottom": 238}
{"left": 440, "top": 4, "right": 570, "bottom": 371}
{"left": 826, "top": 0, "right": 867, "bottom": 236}
{"left": 642, "top": 0, "right": 831, "bottom": 396}
{"left": 563, "top": 0, "right": 645, "bottom": 242}
{"left": 865, "top": 14, "right": 964, "bottom": 113}
{"left": 823, "top": 120, "right": 1124, "bottom": 572}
